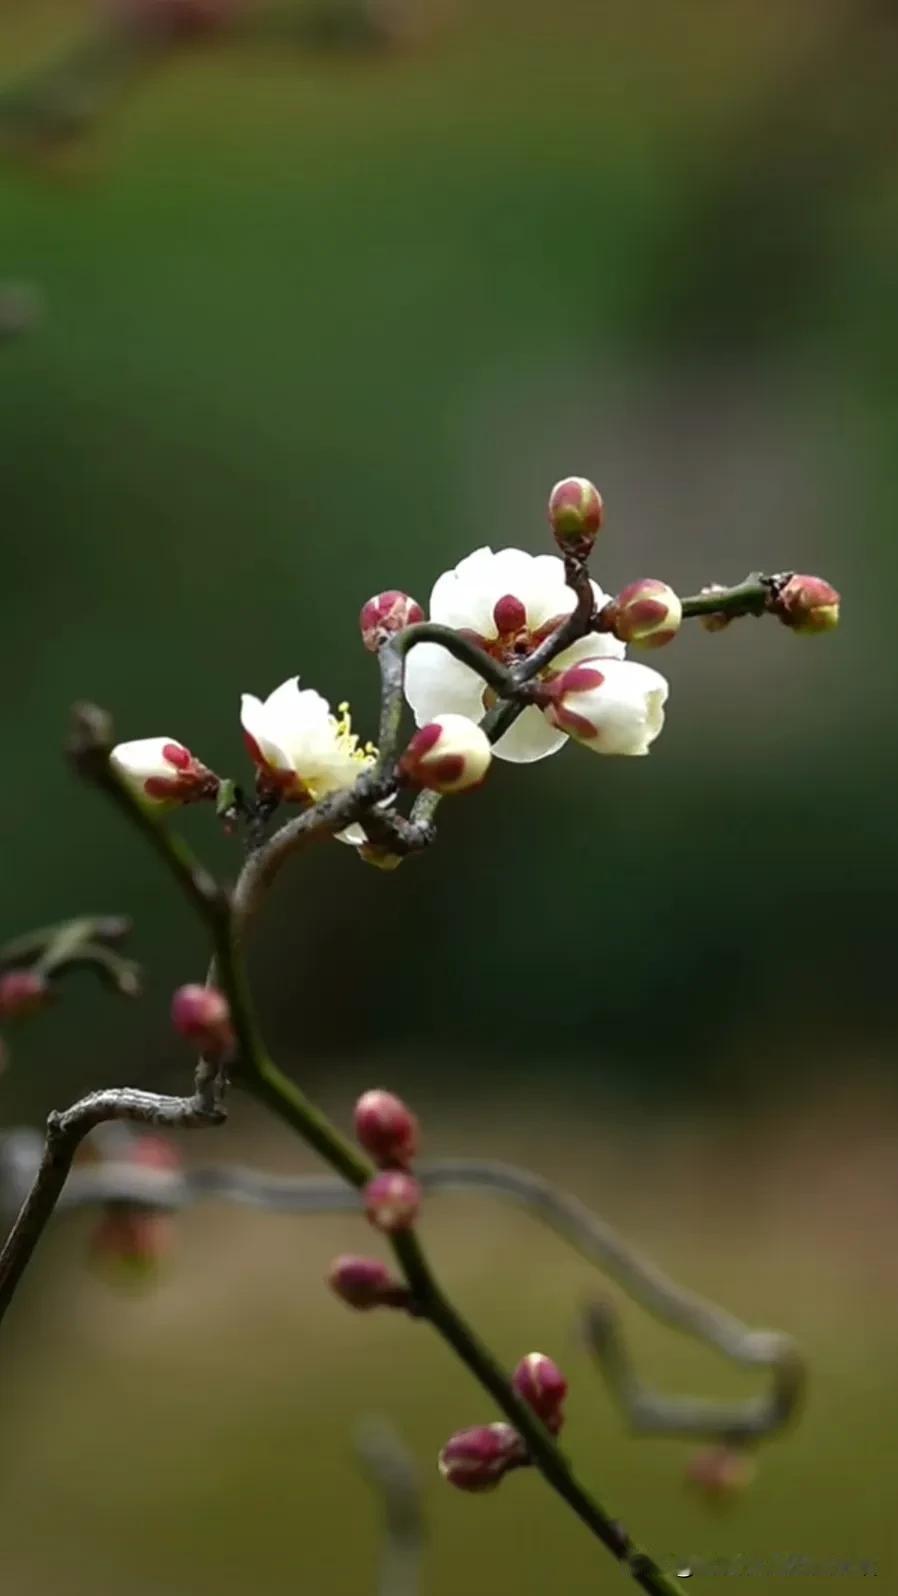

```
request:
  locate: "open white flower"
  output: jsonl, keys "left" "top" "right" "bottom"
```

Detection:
{"left": 543, "top": 651, "right": 668, "bottom": 755}
{"left": 241, "top": 678, "right": 375, "bottom": 802}
{"left": 241, "top": 678, "right": 379, "bottom": 844}
{"left": 403, "top": 547, "right": 629, "bottom": 762}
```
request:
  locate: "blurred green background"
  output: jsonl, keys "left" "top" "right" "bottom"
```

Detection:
{"left": 1, "top": 0, "right": 896, "bottom": 1590}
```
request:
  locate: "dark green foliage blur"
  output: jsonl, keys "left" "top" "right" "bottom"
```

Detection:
{"left": 1, "top": 0, "right": 896, "bottom": 1117}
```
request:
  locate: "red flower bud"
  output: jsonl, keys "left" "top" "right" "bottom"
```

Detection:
{"left": 547, "top": 476, "right": 604, "bottom": 560}
{"left": 360, "top": 590, "right": 425, "bottom": 653}
{"left": 776, "top": 574, "right": 840, "bottom": 635}
{"left": 170, "top": 983, "right": 233, "bottom": 1057}
{"left": 685, "top": 1445, "right": 756, "bottom": 1503}
{"left": 90, "top": 1210, "right": 174, "bottom": 1281}
{"left": 354, "top": 1089, "right": 419, "bottom": 1168}
{"left": 511, "top": 1352, "right": 568, "bottom": 1433}
{"left": 438, "top": 1423, "right": 526, "bottom": 1492}
{"left": 607, "top": 579, "right": 682, "bottom": 649}
{"left": 0, "top": 968, "right": 51, "bottom": 1021}
{"left": 327, "top": 1254, "right": 411, "bottom": 1312}
{"left": 399, "top": 715, "right": 491, "bottom": 794}
{"left": 364, "top": 1170, "right": 421, "bottom": 1234}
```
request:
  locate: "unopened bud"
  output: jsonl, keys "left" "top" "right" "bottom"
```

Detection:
{"left": 111, "top": 737, "right": 218, "bottom": 808}
{"left": 607, "top": 580, "right": 682, "bottom": 649}
{"left": 512, "top": 1352, "right": 568, "bottom": 1433}
{"left": 360, "top": 590, "right": 425, "bottom": 653}
{"left": 438, "top": 1423, "right": 526, "bottom": 1492}
{"left": 400, "top": 714, "right": 491, "bottom": 794}
{"left": 0, "top": 968, "right": 51, "bottom": 1021}
{"left": 355, "top": 1089, "right": 419, "bottom": 1168}
{"left": 364, "top": 1170, "right": 421, "bottom": 1233}
{"left": 327, "top": 1254, "right": 411, "bottom": 1311}
{"left": 685, "top": 1446, "right": 756, "bottom": 1504}
{"left": 170, "top": 983, "right": 233, "bottom": 1057}
{"left": 698, "top": 584, "right": 732, "bottom": 633}
{"left": 776, "top": 574, "right": 840, "bottom": 635}
{"left": 90, "top": 1210, "right": 173, "bottom": 1282}
{"left": 548, "top": 476, "right": 604, "bottom": 560}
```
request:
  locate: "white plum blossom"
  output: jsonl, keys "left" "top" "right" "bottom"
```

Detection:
{"left": 403, "top": 547, "right": 668, "bottom": 762}
{"left": 543, "top": 648, "right": 668, "bottom": 756}
{"left": 110, "top": 738, "right": 215, "bottom": 807}
{"left": 240, "top": 677, "right": 377, "bottom": 845}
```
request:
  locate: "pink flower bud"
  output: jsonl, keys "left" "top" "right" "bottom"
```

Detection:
{"left": 776, "top": 574, "right": 840, "bottom": 635}
{"left": 360, "top": 590, "right": 425, "bottom": 653}
{"left": 170, "top": 983, "right": 233, "bottom": 1057}
{"left": 0, "top": 968, "right": 51, "bottom": 1021}
{"left": 438, "top": 1423, "right": 526, "bottom": 1492}
{"left": 364, "top": 1170, "right": 421, "bottom": 1233}
{"left": 607, "top": 580, "right": 682, "bottom": 649}
{"left": 399, "top": 714, "right": 492, "bottom": 794}
{"left": 110, "top": 0, "right": 239, "bottom": 38}
{"left": 90, "top": 1210, "right": 173, "bottom": 1281}
{"left": 547, "top": 476, "right": 604, "bottom": 560}
{"left": 685, "top": 1445, "right": 756, "bottom": 1503}
{"left": 327, "top": 1254, "right": 411, "bottom": 1311}
{"left": 354, "top": 1089, "right": 419, "bottom": 1168}
{"left": 511, "top": 1352, "right": 568, "bottom": 1433}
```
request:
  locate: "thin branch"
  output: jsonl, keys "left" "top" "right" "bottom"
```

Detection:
{"left": 679, "top": 573, "right": 791, "bottom": 623}
{"left": 0, "top": 1087, "right": 222, "bottom": 1333}
{"left": 357, "top": 1420, "right": 424, "bottom": 1596}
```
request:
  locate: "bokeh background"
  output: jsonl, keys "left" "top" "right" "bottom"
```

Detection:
{"left": 1, "top": 0, "right": 896, "bottom": 1590}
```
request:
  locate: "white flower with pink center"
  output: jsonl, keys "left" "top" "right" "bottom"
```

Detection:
{"left": 403, "top": 547, "right": 632, "bottom": 762}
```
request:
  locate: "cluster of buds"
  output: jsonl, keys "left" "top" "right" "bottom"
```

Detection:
{"left": 171, "top": 983, "right": 234, "bottom": 1060}
{"left": 438, "top": 1351, "right": 568, "bottom": 1492}
{"left": 111, "top": 739, "right": 219, "bottom": 809}
{"left": 327, "top": 1088, "right": 422, "bottom": 1313}
{"left": 89, "top": 1135, "right": 181, "bottom": 1282}
{"left": 0, "top": 968, "right": 51, "bottom": 1022}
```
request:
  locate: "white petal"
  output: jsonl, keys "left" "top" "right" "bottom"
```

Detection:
{"left": 493, "top": 705, "right": 568, "bottom": 763}
{"left": 429, "top": 547, "right": 500, "bottom": 636}
{"left": 520, "top": 554, "right": 576, "bottom": 631}
{"left": 551, "top": 631, "right": 626, "bottom": 669}
{"left": 566, "top": 659, "right": 669, "bottom": 756}
{"left": 240, "top": 692, "right": 291, "bottom": 772}
{"left": 404, "top": 643, "right": 487, "bottom": 727}
{"left": 110, "top": 737, "right": 176, "bottom": 781}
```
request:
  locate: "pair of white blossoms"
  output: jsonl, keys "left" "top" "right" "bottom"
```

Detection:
{"left": 112, "top": 547, "right": 669, "bottom": 820}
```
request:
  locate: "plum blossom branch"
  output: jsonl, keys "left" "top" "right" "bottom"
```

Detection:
{"left": 0, "top": 1085, "right": 223, "bottom": 1332}
{"left": 58, "top": 706, "right": 685, "bottom": 1594}
{"left": 582, "top": 1300, "right": 804, "bottom": 1444}
{"left": 17, "top": 1147, "right": 800, "bottom": 1445}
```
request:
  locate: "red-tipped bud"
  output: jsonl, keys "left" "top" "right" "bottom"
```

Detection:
{"left": 364, "top": 1170, "right": 421, "bottom": 1233}
{"left": 399, "top": 714, "right": 492, "bottom": 794}
{"left": 0, "top": 968, "right": 51, "bottom": 1021}
{"left": 170, "top": 983, "right": 233, "bottom": 1057}
{"left": 327, "top": 1254, "right": 411, "bottom": 1312}
{"left": 511, "top": 1352, "right": 568, "bottom": 1434}
{"left": 776, "top": 574, "right": 840, "bottom": 635}
{"left": 548, "top": 476, "right": 604, "bottom": 560}
{"left": 110, "top": 737, "right": 219, "bottom": 809}
{"left": 355, "top": 1089, "right": 419, "bottom": 1168}
{"left": 607, "top": 580, "right": 682, "bottom": 649}
{"left": 90, "top": 1210, "right": 173, "bottom": 1282}
{"left": 111, "top": 0, "right": 239, "bottom": 39}
{"left": 438, "top": 1423, "right": 527, "bottom": 1492}
{"left": 360, "top": 590, "right": 425, "bottom": 653}
{"left": 685, "top": 1446, "right": 756, "bottom": 1504}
